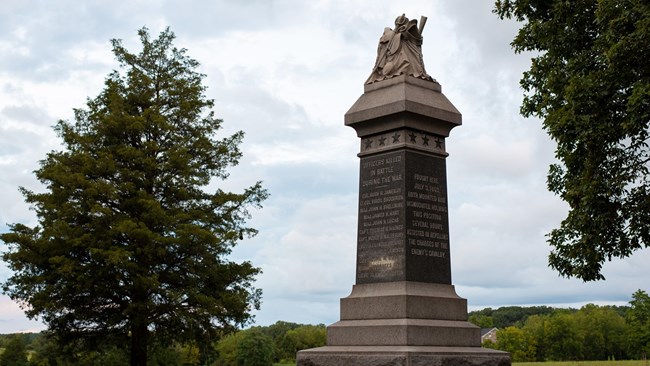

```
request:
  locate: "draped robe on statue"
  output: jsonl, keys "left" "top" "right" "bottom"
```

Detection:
{"left": 365, "top": 15, "right": 433, "bottom": 84}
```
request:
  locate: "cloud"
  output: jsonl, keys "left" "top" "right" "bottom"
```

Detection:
{"left": 452, "top": 135, "right": 535, "bottom": 180}
{"left": 0, "top": 295, "right": 46, "bottom": 333}
{"left": 234, "top": 193, "right": 358, "bottom": 325}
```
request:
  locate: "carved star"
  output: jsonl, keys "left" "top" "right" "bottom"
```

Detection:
{"left": 421, "top": 134, "right": 430, "bottom": 146}
{"left": 392, "top": 132, "right": 401, "bottom": 143}
{"left": 408, "top": 131, "right": 417, "bottom": 143}
{"left": 378, "top": 135, "right": 387, "bottom": 146}
{"left": 435, "top": 137, "right": 443, "bottom": 149}
{"left": 364, "top": 138, "right": 373, "bottom": 149}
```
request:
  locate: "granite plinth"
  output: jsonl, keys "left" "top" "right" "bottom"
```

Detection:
{"left": 340, "top": 282, "right": 468, "bottom": 321}
{"left": 330, "top": 281, "right": 480, "bottom": 347}
{"left": 297, "top": 346, "right": 510, "bottom": 366}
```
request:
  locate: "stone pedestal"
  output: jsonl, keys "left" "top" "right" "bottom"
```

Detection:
{"left": 298, "top": 283, "right": 508, "bottom": 366}
{"left": 330, "top": 282, "right": 477, "bottom": 347}
{"left": 296, "top": 75, "right": 510, "bottom": 366}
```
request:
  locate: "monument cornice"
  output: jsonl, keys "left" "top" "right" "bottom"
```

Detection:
{"left": 345, "top": 75, "right": 462, "bottom": 138}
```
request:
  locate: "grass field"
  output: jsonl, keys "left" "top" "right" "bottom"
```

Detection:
{"left": 513, "top": 361, "right": 649, "bottom": 366}
{"left": 274, "top": 360, "right": 650, "bottom": 366}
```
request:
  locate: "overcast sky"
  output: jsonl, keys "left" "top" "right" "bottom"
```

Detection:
{"left": 1, "top": 0, "right": 649, "bottom": 334}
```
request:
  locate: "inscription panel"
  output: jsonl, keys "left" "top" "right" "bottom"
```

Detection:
{"left": 356, "top": 150, "right": 406, "bottom": 284}
{"left": 355, "top": 148, "right": 452, "bottom": 285}
{"left": 404, "top": 150, "right": 451, "bottom": 284}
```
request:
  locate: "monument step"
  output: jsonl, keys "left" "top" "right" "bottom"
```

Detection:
{"left": 341, "top": 281, "right": 468, "bottom": 321}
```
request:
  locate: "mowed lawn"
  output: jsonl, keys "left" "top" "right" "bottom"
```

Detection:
{"left": 276, "top": 361, "right": 649, "bottom": 366}
{"left": 514, "top": 362, "right": 648, "bottom": 366}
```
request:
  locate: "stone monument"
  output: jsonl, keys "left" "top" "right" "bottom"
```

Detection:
{"left": 296, "top": 14, "right": 510, "bottom": 366}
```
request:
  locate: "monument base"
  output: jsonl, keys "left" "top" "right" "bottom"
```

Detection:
{"left": 329, "top": 282, "right": 480, "bottom": 347}
{"left": 296, "top": 345, "right": 510, "bottom": 366}
{"left": 297, "top": 282, "right": 511, "bottom": 365}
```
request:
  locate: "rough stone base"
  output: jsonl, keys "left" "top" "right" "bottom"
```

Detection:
{"left": 297, "top": 346, "right": 510, "bottom": 366}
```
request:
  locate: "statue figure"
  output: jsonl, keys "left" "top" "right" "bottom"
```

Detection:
{"left": 365, "top": 14, "right": 434, "bottom": 84}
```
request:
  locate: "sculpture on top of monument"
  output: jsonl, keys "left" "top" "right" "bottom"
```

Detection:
{"left": 365, "top": 14, "right": 434, "bottom": 84}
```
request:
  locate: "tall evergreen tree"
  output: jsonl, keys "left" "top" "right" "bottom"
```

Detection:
{"left": 494, "top": 0, "right": 650, "bottom": 281}
{"left": 1, "top": 27, "right": 267, "bottom": 366}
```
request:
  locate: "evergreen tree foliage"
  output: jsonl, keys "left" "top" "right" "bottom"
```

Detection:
{"left": 494, "top": 0, "right": 650, "bottom": 281}
{"left": 1, "top": 27, "right": 267, "bottom": 366}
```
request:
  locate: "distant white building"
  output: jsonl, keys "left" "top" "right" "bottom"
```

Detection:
{"left": 481, "top": 328, "right": 498, "bottom": 343}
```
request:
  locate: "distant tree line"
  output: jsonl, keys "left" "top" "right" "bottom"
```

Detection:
{"left": 0, "top": 321, "right": 325, "bottom": 366}
{"left": 471, "top": 289, "right": 650, "bottom": 362}
{"left": 0, "top": 332, "right": 202, "bottom": 366}
{"left": 214, "top": 321, "right": 326, "bottom": 365}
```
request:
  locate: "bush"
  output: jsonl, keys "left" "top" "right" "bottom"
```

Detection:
{"left": 236, "top": 330, "right": 274, "bottom": 366}
{"left": 216, "top": 330, "right": 274, "bottom": 366}
{"left": 0, "top": 335, "right": 28, "bottom": 366}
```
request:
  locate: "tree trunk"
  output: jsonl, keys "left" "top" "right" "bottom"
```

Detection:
{"left": 130, "top": 314, "right": 148, "bottom": 366}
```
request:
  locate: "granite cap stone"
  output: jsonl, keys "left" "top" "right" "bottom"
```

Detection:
{"left": 345, "top": 75, "right": 462, "bottom": 138}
